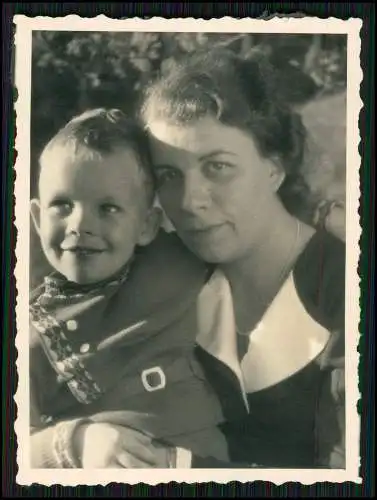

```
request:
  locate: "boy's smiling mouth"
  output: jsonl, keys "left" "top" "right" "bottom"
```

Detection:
{"left": 64, "top": 247, "right": 104, "bottom": 255}
{"left": 60, "top": 243, "right": 106, "bottom": 256}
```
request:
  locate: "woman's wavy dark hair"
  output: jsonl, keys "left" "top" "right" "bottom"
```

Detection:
{"left": 140, "top": 47, "right": 312, "bottom": 217}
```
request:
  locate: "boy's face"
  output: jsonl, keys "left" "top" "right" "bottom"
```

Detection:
{"left": 31, "top": 146, "right": 159, "bottom": 285}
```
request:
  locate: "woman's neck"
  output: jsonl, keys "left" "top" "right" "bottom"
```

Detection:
{"left": 220, "top": 209, "right": 315, "bottom": 331}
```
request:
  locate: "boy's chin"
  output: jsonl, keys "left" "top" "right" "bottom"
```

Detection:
{"left": 65, "top": 274, "right": 98, "bottom": 285}
{"left": 62, "top": 267, "right": 126, "bottom": 286}
{"left": 61, "top": 268, "right": 104, "bottom": 285}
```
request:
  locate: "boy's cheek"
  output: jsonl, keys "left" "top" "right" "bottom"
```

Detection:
{"left": 39, "top": 222, "right": 65, "bottom": 251}
{"left": 109, "top": 221, "right": 139, "bottom": 247}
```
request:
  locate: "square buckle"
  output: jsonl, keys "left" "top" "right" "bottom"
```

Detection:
{"left": 141, "top": 366, "right": 166, "bottom": 392}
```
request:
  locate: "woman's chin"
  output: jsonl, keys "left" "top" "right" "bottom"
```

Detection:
{"left": 183, "top": 239, "right": 234, "bottom": 264}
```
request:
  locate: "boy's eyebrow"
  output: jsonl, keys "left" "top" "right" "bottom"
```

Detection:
{"left": 44, "top": 191, "right": 70, "bottom": 202}
{"left": 99, "top": 195, "right": 125, "bottom": 203}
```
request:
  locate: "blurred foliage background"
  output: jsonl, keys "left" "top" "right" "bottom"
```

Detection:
{"left": 29, "top": 31, "right": 347, "bottom": 287}
{"left": 30, "top": 31, "right": 347, "bottom": 195}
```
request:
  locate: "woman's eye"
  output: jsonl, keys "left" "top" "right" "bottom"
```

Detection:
{"left": 100, "top": 204, "right": 121, "bottom": 214}
{"left": 155, "top": 168, "right": 180, "bottom": 186}
{"left": 206, "top": 161, "right": 233, "bottom": 174}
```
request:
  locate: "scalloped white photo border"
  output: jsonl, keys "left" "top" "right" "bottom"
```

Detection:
{"left": 13, "top": 15, "right": 363, "bottom": 486}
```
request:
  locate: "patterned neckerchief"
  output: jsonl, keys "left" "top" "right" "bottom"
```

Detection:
{"left": 29, "top": 260, "right": 134, "bottom": 406}
{"left": 35, "top": 260, "right": 133, "bottom": 309}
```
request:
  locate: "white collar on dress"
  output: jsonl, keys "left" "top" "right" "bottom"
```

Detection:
{"left": 195, "top": 268, "right": 331, "bottom": 403}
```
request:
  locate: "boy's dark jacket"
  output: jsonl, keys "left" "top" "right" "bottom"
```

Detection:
{"left": 29, "top": 229, "right": 345, "bottom": 469}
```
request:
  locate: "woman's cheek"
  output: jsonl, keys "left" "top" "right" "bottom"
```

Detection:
{"left": 215, "top": 176, "right": 245, "bottom": 208}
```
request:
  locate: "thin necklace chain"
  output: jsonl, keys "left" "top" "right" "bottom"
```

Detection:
{"left": 273, "top": 218, "right": 302, "bottom": 296}
{"left": 236, "top": 219, "right": 302, "bottom": 336}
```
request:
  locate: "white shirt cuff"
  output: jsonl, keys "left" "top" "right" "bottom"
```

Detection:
{"left": 175, "top": 447, "right": 192, "bottom": 468}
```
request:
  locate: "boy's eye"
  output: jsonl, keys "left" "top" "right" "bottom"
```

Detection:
{"left": 100, "top": 203, "right": 121, "bottom": 214}
{"left": 154, "top": 167, "right": 180, "bottom": 187}
{"left": 49, "top": 200, "right": 72, "bottom": 215}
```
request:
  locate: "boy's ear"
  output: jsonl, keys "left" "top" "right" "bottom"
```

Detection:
{"left": 30, "top": 199, "right": 41, "bottom": 236}
{"left": 137, "top": 206, "right": 162, "bottom": 247}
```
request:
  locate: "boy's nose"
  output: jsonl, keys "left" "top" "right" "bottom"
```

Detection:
{"left": 66, "top": 206, "right": 97, "bottom": 235}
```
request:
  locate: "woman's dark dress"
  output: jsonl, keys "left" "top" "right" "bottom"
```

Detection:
{"left": 194, "top": 229, "right": 345, "bottom": 468}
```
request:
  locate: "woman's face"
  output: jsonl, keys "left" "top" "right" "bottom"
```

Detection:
{"left": 147, "top": 116, "right": 284, "bottom": 263}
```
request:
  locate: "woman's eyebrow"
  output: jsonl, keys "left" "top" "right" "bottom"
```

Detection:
{"left": 198, "top": 150, "right": 237, "bottom": 161}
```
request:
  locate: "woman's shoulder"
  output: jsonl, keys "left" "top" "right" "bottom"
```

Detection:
{"left": 296, "top": 227, "right": 345, "bottom": 275}
{"left": 293, "top": 229, "right": 345, "bottom": 331}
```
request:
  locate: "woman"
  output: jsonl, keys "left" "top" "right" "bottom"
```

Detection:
{"left": 139, "top": 47, "right": 346, "bottom": 469}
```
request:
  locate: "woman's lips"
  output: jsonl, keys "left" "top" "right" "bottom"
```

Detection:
{"left": 185, "top": 223, "right": 225, "bottom": 233}
{"left": 184, "top": 223, "right": 228, "bottom": 240}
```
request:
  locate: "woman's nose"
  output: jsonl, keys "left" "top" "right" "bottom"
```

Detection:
{"left": 180, "top": 174, "right": 211, "bottom": 214}
{"left": 66, "top": 206, "right": 96, "bottom": 235}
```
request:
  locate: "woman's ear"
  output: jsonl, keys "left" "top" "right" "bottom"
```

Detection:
{"left": 268, "top": 157, "right": 286, "bottom": 192}
{"left": 30, "top": 199, "right": 41, "bottom": 236}
{"left": 137, "top": 206, "right": 163, "bottom": 247}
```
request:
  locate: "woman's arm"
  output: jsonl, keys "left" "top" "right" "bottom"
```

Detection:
{"left": 30, "top": 414, "right": 91, "bottom": 468}
{"left": 30, "top": 418, "right": 172, "bottom": 469}
{"left": 29, "top": 370, "right": 90, "bottom": 468}
{"left": 315, "top": 329, "right": 346, "bottom": 469}
{"left": 30, "top": 417, "right": 251, "bottom": 469}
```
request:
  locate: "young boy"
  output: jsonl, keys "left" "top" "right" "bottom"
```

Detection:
{"left": 29, "top": 109, "right": 230, "bottom": 468}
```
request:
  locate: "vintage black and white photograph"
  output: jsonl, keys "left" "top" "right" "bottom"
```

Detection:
{"left": 14, "top": 16, "right": 362, "bottom": 485}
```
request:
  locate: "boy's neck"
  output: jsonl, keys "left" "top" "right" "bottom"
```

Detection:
{"left": 45, "top": 259, "right": 133, "bottom": 294}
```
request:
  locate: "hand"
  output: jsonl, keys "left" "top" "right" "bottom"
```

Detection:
{"left": 313, "top": 200, "right": 345, "bottom": 242}
{"left": 73, "top": 422, "right": 174, "bottom": 468}
{"left": 324, "top": 204, "right": 345, "bottom": 242}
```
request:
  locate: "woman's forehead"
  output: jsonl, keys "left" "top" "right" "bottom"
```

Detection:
{"left": 147, "top": 116, "right": 255, "bottom": 158}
